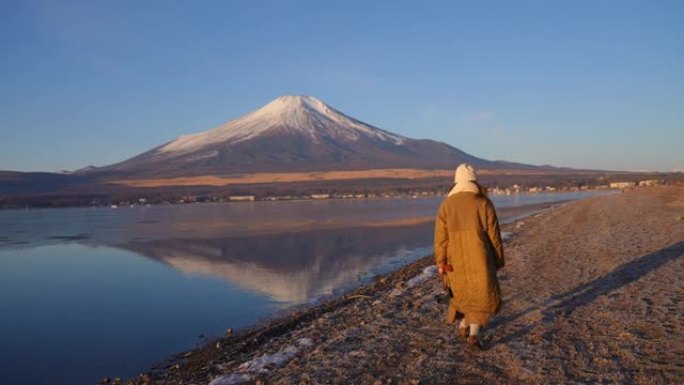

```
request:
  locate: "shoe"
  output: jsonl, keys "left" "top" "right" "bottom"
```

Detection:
{"left": 466, "top": 335, "right": 483, "bottom": 351}
{"left": 458, "top": 327, "right": 469, "bottom": 338}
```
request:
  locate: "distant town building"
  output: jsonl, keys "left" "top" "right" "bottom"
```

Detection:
{"left": 311, "top": 194, "right": 330, "bottom": 199}
{"left": 638, "top": 180, "right": 661, "bottom": 187}
{"left": 229, "top": 195, "right": 255, "bottom": 202}
{"left": 610, "top": 182, "right": 636, "bottom": 189}
{"left": 489, "top": 187, "right": 508, "bottom": 195}
{"left": 272, "top": 195, "right": 295, "bottom": 201}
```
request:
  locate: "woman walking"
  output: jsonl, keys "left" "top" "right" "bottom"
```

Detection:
{"left": 434, "top": 164, "right": 505, "bottom": 350}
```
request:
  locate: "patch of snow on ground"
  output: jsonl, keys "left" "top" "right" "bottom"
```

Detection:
{"left": 208, "top": 373, "right": 252, "bottom": 385}
{"left": 502, "top": 231, "right": 513, "bottom": 241}
{"left": 209, "top": 337, "right": 315, "bottom": 384}
{"left": 406, "top": 265, "right": 437, "bottom": 288}
{"left": 239, "top": 346, "right": 298, "bottom": 373}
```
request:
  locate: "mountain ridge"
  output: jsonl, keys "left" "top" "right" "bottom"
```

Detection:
{"left": 83, "top": 95, "right": 541, "bottom": 178}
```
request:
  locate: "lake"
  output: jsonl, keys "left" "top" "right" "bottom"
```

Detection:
{"left": 0, "top": 191, "right": 612, "bottom": 384}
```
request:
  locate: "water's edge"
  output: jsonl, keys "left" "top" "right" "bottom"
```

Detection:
{"left": 136, "top": 200, "right": 566, "bottom": 380}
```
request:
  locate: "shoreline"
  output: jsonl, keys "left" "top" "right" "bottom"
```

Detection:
{"left": 135, "top": 253, "right": 439, "bottom": 385}
{"left": 119, "top": 200, "right": 575, "bottom": 384}
{"left": 125, "top": 186, "right": 683, "bottom": 384}
{"left": 0, "top": 187, "right": 621, "bottom": 212}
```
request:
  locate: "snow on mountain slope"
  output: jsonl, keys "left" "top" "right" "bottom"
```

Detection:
{"left": 158, "top": 95, "right": 405, "bottom": 156}
{"left": 89, "top": 95, "right": 537, "bottom": 177}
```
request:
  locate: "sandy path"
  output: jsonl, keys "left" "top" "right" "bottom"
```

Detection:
{"left": 136, "top": 186, "right": 684, "bottom": 385}
{"left": 481, "top": 186, "right": 684, "bottom": 384}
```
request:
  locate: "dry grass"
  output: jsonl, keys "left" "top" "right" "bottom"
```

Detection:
{"left": 108, "top": 168, "right": 570, "bottom": 187}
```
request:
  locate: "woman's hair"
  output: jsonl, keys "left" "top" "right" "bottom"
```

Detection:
{"left": 476, "top": 182, "right": 488, "bottom": 197}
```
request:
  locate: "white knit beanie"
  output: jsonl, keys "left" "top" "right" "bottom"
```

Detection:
{"left": 454, "top": 163, "right": 477, "bottom": 183}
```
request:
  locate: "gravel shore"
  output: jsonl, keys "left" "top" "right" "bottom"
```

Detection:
{"left": 129, "top": 185, "right": 684, "bottom": 385}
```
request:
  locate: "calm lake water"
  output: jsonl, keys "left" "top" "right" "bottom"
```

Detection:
{"left": 0, "top": 191, "right": 612, "bottom": 384}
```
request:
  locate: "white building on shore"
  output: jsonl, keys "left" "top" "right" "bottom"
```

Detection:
{"left": 229, "top": 195, "right": 255, "bottom": 202}
{"left": 610, "top": 182, "right": 636, "bottom": 189}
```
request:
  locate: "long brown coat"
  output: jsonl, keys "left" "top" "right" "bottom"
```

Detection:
{"left": 434, "top": 191, "right": 504, "bottom": 325}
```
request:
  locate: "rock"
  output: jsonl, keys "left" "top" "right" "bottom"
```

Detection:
{"left": 216, "top": 341, "right": 222, "bottom": 349}
{"left": 112, "top": 378, "right": 122, "bottom": 385}
{"left": 226, "top": 328, "right": 234, "bottom": 335}
{"left": 299, "top": 372, "right": 311, "bottom": 384}
{"left": 100, "top": 378, "right": 111, "bottom": 384}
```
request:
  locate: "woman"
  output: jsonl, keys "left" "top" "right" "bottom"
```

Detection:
{"left": 434, "top": 164, "right": 505, "bottom": 350}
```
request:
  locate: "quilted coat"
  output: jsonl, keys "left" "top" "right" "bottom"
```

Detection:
{"left": 434, "top": 190, "right": 505, "bottom": 325}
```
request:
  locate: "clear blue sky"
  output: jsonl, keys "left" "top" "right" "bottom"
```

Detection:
{"left": 1, "top": 0, "right": 682, "bottom": 172}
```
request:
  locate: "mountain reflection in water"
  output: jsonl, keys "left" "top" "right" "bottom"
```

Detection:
{"left": 124, "top": 222, "right": 434, "bottom": 304}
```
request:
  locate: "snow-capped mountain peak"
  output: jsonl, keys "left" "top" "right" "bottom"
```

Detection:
{"left": 158, "top": 95, "right": 405, "bottom": 155}
{"left": 94, "top": 94, "right": 511, "bottom": 177}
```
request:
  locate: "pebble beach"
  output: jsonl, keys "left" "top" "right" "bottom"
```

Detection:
{"left": 126, "top": 185, "right": 684, "bottom": 385}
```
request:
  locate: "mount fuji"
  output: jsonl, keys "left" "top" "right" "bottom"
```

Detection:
{"left": 89, "top": 95, "right": 535, "bottom": 178}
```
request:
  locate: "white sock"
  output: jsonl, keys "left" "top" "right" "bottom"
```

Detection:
{"left": 469, "top": 324, "right": 481, "bottom": 336}
{"left": 459, "top": 318, "right": 467, "bottom": 328}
